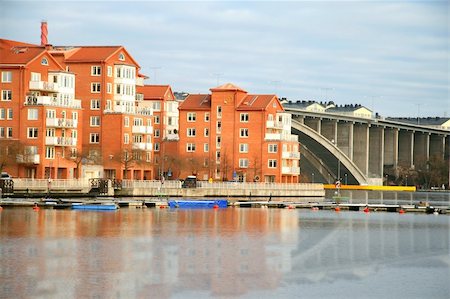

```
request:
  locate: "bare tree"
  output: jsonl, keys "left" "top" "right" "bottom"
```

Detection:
{"left": 0, "top": 140, "right": 21, "bottom": 174}
{"left": 111, "top": 147, "right": 148, "bottom": 179}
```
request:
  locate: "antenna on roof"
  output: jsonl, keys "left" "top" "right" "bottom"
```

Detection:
{"left": 148, "top": 66, "right": 161, "bottom": 84}
{"left": 212, "top": 73, "right": 223, "bottom": 86}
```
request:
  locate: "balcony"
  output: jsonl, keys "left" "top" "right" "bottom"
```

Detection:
{"left": 25, "top": 96, "right": 81, "bottom": 109}
{"left": 16, "top": 154, "right": 40, "bottom": 164}
{"left": 45, "top": 137, "right": 77, "bottom": 146}
{"left": 282, "top": 151, "right": 300, "bottom": 159}
{"left": 265, "top": 133, "right": 281, "bottom": 140}
{"left": 46, "top": 118, "right": 78, "bottom": 128}
{"left": 266, "top": 120, "right": 283, "bottom": 129}
{"left": 136, "top": 93, "right": 144, "bottom": 101}
{"left": 29, "top": 81, "right": 59, "bottom": 92}
{"left": 282, "top": 166, "right": 300, "bottom": 175}
{"left": 132, "top": 142, "right": 152, "bottom": 151}
{"left": 132, "top": 125, "right": 153, "bottom": 134}
{"left": 165, "top": 133, "right": 179, "bottom": 141}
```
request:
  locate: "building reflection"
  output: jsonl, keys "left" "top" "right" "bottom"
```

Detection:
{"left": 0, "top": 208, "right": 448, "bottom": 298}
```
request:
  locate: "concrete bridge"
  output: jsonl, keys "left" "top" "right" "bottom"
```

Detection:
{"left": 285, "top": 108, "right": 450, "bottom": 185}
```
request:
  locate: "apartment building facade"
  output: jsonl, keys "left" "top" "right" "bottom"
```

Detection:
{"left": 0, "top": 39, "right": 82, "bottom": 179}
{"left": 137, "top": 85, "right": 179, "bottom": 179}
{"left": 178, "top": 83, "right": 300, "bottom": 183}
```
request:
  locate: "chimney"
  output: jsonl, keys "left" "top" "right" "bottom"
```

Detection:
{"left": 41, "top": 21, "right": 48, "bottom": 46}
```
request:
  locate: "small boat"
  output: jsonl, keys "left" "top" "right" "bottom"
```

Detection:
{"left": 72, "top": 203, "right": 119, "bottom": 211}
{"left": 168, "top": 199, "right": 228, "bottom": 209}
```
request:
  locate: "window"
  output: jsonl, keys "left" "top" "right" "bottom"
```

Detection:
{"left": 7, "top": 108, "right": 12, "bottom": 120}
{"left": 91, "top": 83, "right": 101, "bottom": 93}
{"left": 152, "top": 102, "right": 161, "bottom": 111}
{"left": 90, "top": 116, "right": 100, "bottom": 127}
{"left": 107, "top": 66, "right": 113, "bottom": 77}
{"left": 154, "top": 143, "right": 160, "bottom": 151}
{"left": 239, "top": 143, "right": 248, "bottom": 153}
{"left": 6, "top": 127, "right": 12, "bottom": 138}
{"left": 187, "top": 112, "right": 196, "bottom": 122}
{"left": 45, "top": 146, "right": 55, "bottom": 159}
{"left": 154, "top": 115, "right": 160, "bottom": 124}
{"left": 124, "top": 117, "right": 129, "bottom": 127}
{"left": 46, "top": 128, "right": 55, "bottom": 137}
{"left": 106, "top": 100, "right": 112, "bottom": 110}
{"left": 0, "top": 127, "right": 4, "bottom": 138}
{"left": 204, "top": 128, "right": 209, "bottom": 137}
{"left": 72, "top": 112, "right": 78, "bottom": 120}
{"left": 28, "top": 108, "right": 38, "bottom": 120}
{"left": 119, "top": 53, "right": 125, "bottom": 61}
{"left": 204, "top": 113, "right": 210, "bottom": 122}
{"left": 240, "top": 128, "right": 249, "bottom": 138}
{"left": 124, "top": 133, "right": 129, "bottom": 144}
{"left": 31, "top": 72, "right": 41, "bottom": 82}
{"left": 0, "top": 108, "right": 4, "bottom": 119}
{"left": 154, "top": 129, "right": 160, "bottom": 137}
{"left": 90, "top": 99, "right": 100, "bottom": 110}
{"left": 217, "top": 106, "right": 222, "bottom": 118}
{"left": 239, "top": 158, "right": 249, "bottom": 168}
{"left": 27, "top": 128, "right": 38, "bottom": 138}
{"left": 187, "top": 128, "right": 196, "bottom": 137}
{"left": 46, "top": 109, "right": 55, "bottom": 119}
{"left": 41, "top": 58, "right": 48, "bottom": 65}
{"left": 72, "top": 130, "right": 77, "bottom": 139}
{"left": 204, "top": 143, "right": 209, "bottom": 152}
{"left": 268, "top": 144, "right": 278, "bottom": 153}
{"left": 240, "top": 113, "right": 249, "bottom": 122}
{"left": 133, "top": 135, "right": 143, "bottom": 143}
{"left": 91, "top": 66, "right": 101, "bottom": 76}
{"left": 268, "top": 159, "right": 277, "bottom": 168}
{"left": 90, "top": 133, "right": 100, "bottom": 143}
{"left": 217, "top": 121, "right": 222, "bottom": 133}
{"left": 1, "top": 71, "right": 12, "bottom": 83}
{"left": 186, "top": 143, "right": 196, "bottom": 152}
{"left": 216, "top": 136, "right": 221, "bottom": 148}
{"left": 2, "top": 90, "right": 12, "bottom": 101}
{"left": 107, "top": 83, "right": 112, "bottom": 94}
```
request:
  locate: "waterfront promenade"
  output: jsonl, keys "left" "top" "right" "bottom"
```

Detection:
{"left": 1, "top": 178, "right": 325, "bottom": 198}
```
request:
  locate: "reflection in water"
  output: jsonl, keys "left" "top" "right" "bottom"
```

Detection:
{"left": 0, "top": 208, "right": 449, "bottom": 298}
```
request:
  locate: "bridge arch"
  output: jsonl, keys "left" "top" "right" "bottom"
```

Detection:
{"left": 291, "top": 120, "right": 369, "bottom": 185}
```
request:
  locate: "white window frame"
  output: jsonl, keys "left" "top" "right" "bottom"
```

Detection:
{"left": 7, "top": 108, "right": 12, "bottom": 120}
{"left": 124, "top": 133, "right": 129, "bottom": 144}
{"left": 187, "top": 128, "right": 196, "bottom": 137}
{"left": 268, "top": 159, "right": 277, "bottom": 168}
{"left": 186, "top": 143, "right": 196, "bottom": 152}
{"left": 268, "top": 144, "right": 278, "bottom": 153}
{"left": 1, "top": 71, "right": 12, "bottom": 83}
{"left": 2, "top": 90, "right": 12, "bottom": 101}
{"left": 204, "top": 128, "right": 209, "bottom": 137}
{"left": 204, "top": 143, "right": 209, "bottom": 152}
{"left": 91, "top": 83, "right": 101, "bottom": 93}
{"left": 154, "top": 143, "right": 160, "bottom": 152}
{"left": 239, "top": 158, "right": 249, "bottom": 168}
{"left": 240, "top": 128, "right": 249, "bottom": 138}
{"left": 90, "top": 99, "right": 100, "bottom": 110}
{"left": 124, "top": 117, "right": 129, "bottom": 127}
{"left": 204, "top": 112, "right": 210, "bottom": 122}
{"left": 239, "top": 143, "right": 249, "bottom": 153}
{"left": 91, "top": 66, "right": 101, "bottom": 76}
{"left": 27, "top": 127, "right": 38, "bottom": 139}
{"left": 240, "top": 113, "right": 249, "bottom": 122}
{"left": 28, "top": 108, "right": 38, "bottom": 120}
{"left": 107, "top": 83, "right": 112, "bottom": 94}
{"left": 45, "top": 146, "right": 55, "bottom": 159}
{"left": 90, "top": 133, "right": 100, "bottom": 144}
{"left": 90, "top": 116, "right": 100, "bottom": 127}
{"left": 154, "top": 115, "right": 160, "bottom": 124}
{"left": 154, "top": 129, "right": 160, "bottom": 138}
{"left": 6, "top": 127, "right": 12, "bottom": 138}
{"left": 187, "top": 112, "right": 196, "bottom": 122}
{"left": 107, "top": 66, "right": 113, "bottom": 77}
{"left": 0, "top": 108, "right": 5, "bottom": 119}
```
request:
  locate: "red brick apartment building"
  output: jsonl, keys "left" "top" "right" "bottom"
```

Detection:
{"left": 1, "top": 35, "right": 154, "bottom": 179}
{"left": 0, "top": 39, "right": 82, "bottom": 179}
{"left": 137, "top": 85, "right": 180, "bottom": 179}
{"left": 177, "top": 83, "right": 300, "bottom": 183}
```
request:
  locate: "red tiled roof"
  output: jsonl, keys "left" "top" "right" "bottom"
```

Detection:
{"left": 210, "top": 83, "right": 247, "bottom": 92}
{"left": 179, "top": 94, "right": 211, "bottom": 110}
{"left": 236, "top": 94, "right": 278, "bottom": 110}
{"left": 138, "top": 85, "right": 173, "bottom": 100}
{"left": 0, "top": 39, "right": 45, "bottom": 65}
{"left": 64, "top": 46, "right": 122, "bottom": 62}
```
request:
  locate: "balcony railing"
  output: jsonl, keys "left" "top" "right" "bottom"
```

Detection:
{"left": 46, "top": 118, "right": 78, "bottom": 128}
{"left": 136, "top": 93, "right": 144, "bottom": 101}
{"left": 265, "top": 133, "right": 281, "bottom": 140}
{"left": 282, "top": 151, "right": 300, "bottom": 159}
{"left": 45, "top": 136, "right": 77, "bottom": 146}
{"left": 29, "top": 81, "right": 59, "bottom": 92}
{"left": 132, "top": 125, "right": 153, "bottom": 134}
{"left": 16, "top": 154, "right": 40, "bottom": 164}
{"left": 25, "top": 96, "right": 81, "bottom": 109}
{"left": 266, "top": 120, "right": 283, "bottom": 129}
{"left": 132, "top": 142, "right": 152, "bottom": 151}
{"left": 282, "top": 166, "right": 300, "bottom": 175}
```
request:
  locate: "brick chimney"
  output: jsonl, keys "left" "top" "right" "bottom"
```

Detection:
{"left": 41, "top": 21, "right": 48, "bottom": 46}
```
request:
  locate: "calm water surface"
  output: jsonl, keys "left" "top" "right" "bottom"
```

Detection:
{"left": 0, "top": 207, "right": 449, "bottom": 298}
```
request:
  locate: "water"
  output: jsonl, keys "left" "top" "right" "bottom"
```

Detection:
{"left": 0, "top": 207, "right": 449, "bottom": 298}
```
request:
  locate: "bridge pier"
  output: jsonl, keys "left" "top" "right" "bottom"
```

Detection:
{"left": 429, "top": 134, "right": 446, "bottom": 160}
{"left": 369, "top": 126, "right": 384, "bottom": 179}
{"left": 384, "top": 128, "right": 399, "bottom": 169}
{"left": 353, "top": 123, "right": 369, "bottom": 176}
{"left": 398, "top": 130, "right": 414, "bottom": 168}
{"left": 414, "top": 132, "right": 430, "bottom": 167}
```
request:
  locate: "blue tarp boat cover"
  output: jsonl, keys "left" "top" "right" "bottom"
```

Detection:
{"left": 72, "top": 204, "right": 118, "bottom": 210}
{"left": 168, "top": 199, "right": 228, "bottom": 209}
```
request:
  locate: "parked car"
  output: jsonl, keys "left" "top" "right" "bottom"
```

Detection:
{"left": 182, "top": 175, "right": 197, "bottom": 188}
{"left": 0, "top": 172, "right": 12, "bottom": 180}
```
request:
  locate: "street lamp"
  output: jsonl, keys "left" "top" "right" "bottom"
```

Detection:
{"left": 344, "top": 173, "right": 348, "bottom": 185}
{"left": 331, "top": 139, "right": 340, "bottom": 182}
{"left": 405, "top": 175, "right": 408, "bottom": 186}
{"left": 312, "top": 172, "right": 315, "bottom": 183}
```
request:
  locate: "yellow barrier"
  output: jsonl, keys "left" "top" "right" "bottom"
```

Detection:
{"left": 323, "top": 184, "right": 416, "bottom": 192}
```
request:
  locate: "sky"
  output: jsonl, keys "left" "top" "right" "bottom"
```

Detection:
{"left": 1, "top": 0, "right": 449, "bottom": 117}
